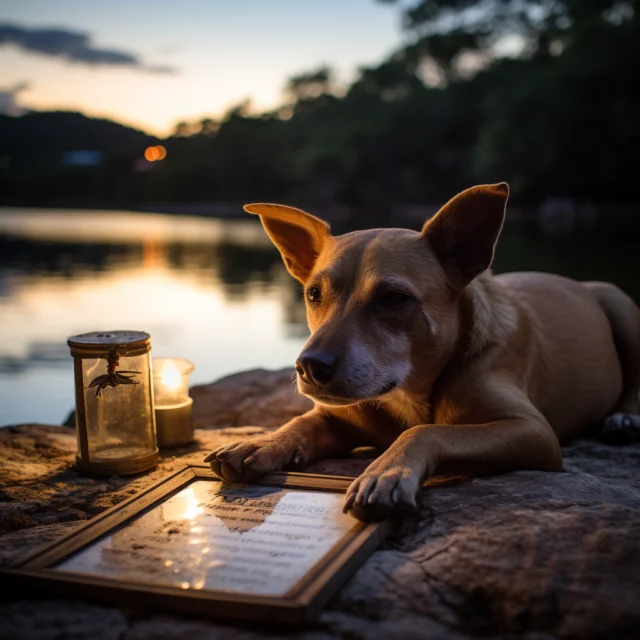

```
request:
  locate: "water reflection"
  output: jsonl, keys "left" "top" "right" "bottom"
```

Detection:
{"left": 0, "top": 210, "right": 308, "bottom": 426}
{"left": 494, "top": 225, "right": 640, "bottom": 302}
{"left": 1, "top": 209, "right": 637, "bottom": 427}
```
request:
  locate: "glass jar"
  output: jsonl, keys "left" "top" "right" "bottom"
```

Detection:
{"left": 68, "top": 330, "right": 158, "bottom": 476}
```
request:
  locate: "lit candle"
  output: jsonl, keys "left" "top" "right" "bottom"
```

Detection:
{"left": 152, "top": 358, "right": 195, "bottom": 447}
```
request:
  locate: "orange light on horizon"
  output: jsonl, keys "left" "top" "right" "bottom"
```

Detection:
{"left": 144, "top": 145, "right": 167, "bottom": 162}
{"left": 144, "top": 146, "right": 160, "bottom": 162}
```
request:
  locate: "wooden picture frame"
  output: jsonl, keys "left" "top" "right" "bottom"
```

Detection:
{"left": 1, "top": 466, "right": 392, "bottom": 625}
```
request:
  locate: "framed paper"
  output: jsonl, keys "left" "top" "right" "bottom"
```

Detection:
{"left": 1, "top": 466, "right": 392, "bottom": 624}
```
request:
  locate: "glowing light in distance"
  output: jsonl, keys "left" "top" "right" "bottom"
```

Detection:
{"left": 144, "top": 146, "right": 160, "bottom": 161}
{"left": 144, "top": 145, "right": 167, "bottom": 162}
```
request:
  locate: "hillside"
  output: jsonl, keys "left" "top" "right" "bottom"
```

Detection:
{"left": 0, "top": 111, "right": 157, "bottom": 154}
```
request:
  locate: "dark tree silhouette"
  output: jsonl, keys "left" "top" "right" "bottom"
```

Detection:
{"left": 2, "top": 2, "right": 639, "bottom": 212}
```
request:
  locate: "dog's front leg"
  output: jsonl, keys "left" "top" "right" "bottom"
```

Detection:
{"left": 345, "top": 417, "right": 562, "bottom": 521}
{"left": 205, "top": 408, "right": 357, "bottom": 483}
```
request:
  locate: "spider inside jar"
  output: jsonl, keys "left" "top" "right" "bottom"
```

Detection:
{"left": 88, "top": 349, "right": 140, "bottom": 397}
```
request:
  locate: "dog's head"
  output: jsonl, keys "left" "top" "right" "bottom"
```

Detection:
{"left": 245, "top": 183, "right": 509, "bottom": 407}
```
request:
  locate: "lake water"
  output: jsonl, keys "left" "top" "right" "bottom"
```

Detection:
{"left": 0, "top": 210, "right": 309, "bottom": 426}
{"left": 1, "top": 209, "right": 638, "bottom": 427}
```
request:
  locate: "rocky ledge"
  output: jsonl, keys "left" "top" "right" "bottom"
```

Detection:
{"left": 1, "top": 368, "right": 639, "bottom": 639}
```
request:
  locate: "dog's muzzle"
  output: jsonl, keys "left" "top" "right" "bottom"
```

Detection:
{"left": 295, "top": 350, "right": 338, "bottom": 387}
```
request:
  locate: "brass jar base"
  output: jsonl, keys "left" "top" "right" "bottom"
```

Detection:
{"left": 75, "top": 449, "right": 159, "bottom": 477}
{"left": 155, "top": 398, "right": 194, "bottom": 448}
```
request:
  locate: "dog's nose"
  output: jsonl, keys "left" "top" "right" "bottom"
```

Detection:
{"left": 295, "top": 351, "right": 338, "bottom": 386}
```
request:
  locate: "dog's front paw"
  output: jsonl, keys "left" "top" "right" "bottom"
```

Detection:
{"left": 204, "top": 436, "right": 303, "bottom": 483}
{"left": 343, "top": 463, "right": 421, "bottom": 522}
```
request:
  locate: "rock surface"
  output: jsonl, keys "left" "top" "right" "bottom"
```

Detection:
{"left": 1, "top": 369, "right": 639, "bottom": 639}
{"left": 190, "top": 368, "right": 312, "bottom": 429}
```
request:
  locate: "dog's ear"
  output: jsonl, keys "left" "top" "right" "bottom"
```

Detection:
{"left": 243, "top": 203, "right": 330, "bottom": 283}
{"left": 421, "top": 183, "right": 509, "bottom": 289}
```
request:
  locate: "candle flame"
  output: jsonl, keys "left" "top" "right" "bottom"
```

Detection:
{"left": 161, "top": 361, "right": 181, "bottom": 390}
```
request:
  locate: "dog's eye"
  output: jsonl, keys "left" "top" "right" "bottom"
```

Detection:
{"left": 376, "top": 290, "right": 413, "bottom": 308}
{"left": 307, "top": 285, "right": 322, "bottom": 303}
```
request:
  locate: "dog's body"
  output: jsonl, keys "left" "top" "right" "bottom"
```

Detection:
{"left": 206, "top": 184, "right": 640, "bottom": 521}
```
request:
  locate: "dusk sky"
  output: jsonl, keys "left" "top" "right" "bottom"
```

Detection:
{"left": 0, "top": 0, "right": 405, "bottom": 136}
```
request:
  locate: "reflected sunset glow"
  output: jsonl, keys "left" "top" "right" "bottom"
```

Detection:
{"left": 0, "top": 209, "right": 307, "bottom": 426}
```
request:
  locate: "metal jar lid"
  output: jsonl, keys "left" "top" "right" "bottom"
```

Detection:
{"left": 68, "top": 330, "right": 151, "bottom": 357}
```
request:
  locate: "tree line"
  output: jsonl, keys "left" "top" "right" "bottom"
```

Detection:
{"left": 1, "top": 0, "right": 638, "bottom": 218}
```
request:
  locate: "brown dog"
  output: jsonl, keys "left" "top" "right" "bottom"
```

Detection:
{"left": 205, "top": 183, "right": 640, "bottom": 521}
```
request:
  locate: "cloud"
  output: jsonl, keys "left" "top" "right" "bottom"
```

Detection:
{"left": 0, "top": 23, "right": 178, "bottom": 74}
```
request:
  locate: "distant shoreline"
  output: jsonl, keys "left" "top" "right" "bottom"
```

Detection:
{"left": 1, "top": 201, "right": 638, "bottom": 233}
